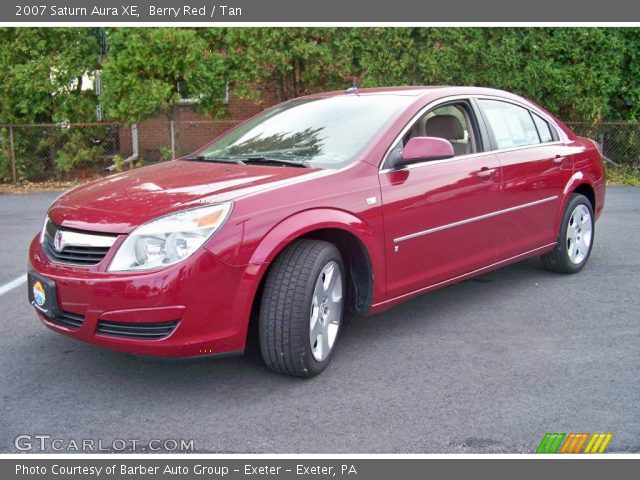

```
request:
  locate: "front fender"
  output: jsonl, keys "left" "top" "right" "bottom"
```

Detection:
{"left": 216, "top": 208, "right": 385, "bottom": 345}
{"left": 248, "top": 208, "right": 381, "bottom": 267}
{"left": 245, "top": 208, "right": 386, "bottom": 313}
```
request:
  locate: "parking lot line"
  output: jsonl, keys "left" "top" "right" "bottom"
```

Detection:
{"left": 0, "top": 274, "right": 27, "bottom": 296}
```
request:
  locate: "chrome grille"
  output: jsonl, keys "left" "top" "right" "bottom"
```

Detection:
{"left": 42, "top": 220, "right": 116, "bottom": 266}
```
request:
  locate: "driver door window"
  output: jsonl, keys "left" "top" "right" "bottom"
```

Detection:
{"left": 406, "top": 103, "right": 479, "bottom": 156}
{"left": 387, "top": 102, "right": 481, "bottom": 166}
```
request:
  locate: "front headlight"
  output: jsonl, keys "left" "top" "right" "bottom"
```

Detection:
{"left": 108, "top": 202, "right": 232, "bottom": 272}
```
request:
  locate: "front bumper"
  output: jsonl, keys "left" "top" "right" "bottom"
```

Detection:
{"left": 28, "top": 235, "right": 257, "bottom": 357}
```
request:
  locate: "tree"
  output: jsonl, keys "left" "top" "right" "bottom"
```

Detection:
{"left": 211, "top": 28, "right": 359, "bottom": 101}
{"left": 0, "top": 28, "right": 98, "bottom": 124}
{"left": 100, "top": 28, "right": 228, "bottom": 122}
{"left": 506, "top": 28, "right": 624, "bottom": 122}
{"left": 616, "top": 28, "right": 640, "bottom": 120}
{"left": 358, "top": 28, "right": 625, "bottom": 122}
{"left": 0, "top": 28, "right": 101, "bottom": 181}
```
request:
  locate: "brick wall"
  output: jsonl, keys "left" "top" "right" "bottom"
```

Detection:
{"left": 118, "top": 93, "right": 278, "bottom": 161}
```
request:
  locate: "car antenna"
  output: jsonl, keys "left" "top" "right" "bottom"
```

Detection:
{"left": 346, "top": 77, "right": 359, "bottom": 94}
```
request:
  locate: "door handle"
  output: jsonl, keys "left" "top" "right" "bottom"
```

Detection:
{"left": 553, "top": 155, "right": 566, "bottom": 164}
{"left": 477, "top": 167, "right": 497, "bottom": 180}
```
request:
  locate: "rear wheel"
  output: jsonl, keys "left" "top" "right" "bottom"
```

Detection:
{"left": 541, "top": 193, "right": 594, "bottom": 274}
{"left": 259, "top": 239, "right": 344, "bottom": 377}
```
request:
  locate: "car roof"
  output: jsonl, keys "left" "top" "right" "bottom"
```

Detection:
{"left": 299, "top": 85, "right": 518, "bottom": 100}
{"left": 294, "top": 85, "right": 570, "bottom": 140}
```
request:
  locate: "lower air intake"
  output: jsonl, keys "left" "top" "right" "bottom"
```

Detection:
{"left": 51, "top": 310, "right": 85, "bottom": 329}
{"left": 96, "top": 320, "right": 178, "bottom": 340}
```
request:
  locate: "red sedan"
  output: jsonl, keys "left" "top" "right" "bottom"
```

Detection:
{"left": 28, "top": 86, "right": 605, "bottom": 377}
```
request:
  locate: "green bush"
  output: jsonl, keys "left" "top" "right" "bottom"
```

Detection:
{"left": 54, "top": 130, "right": 106, "bottom": 173}
{"left": 3, "top": 125, "right": 111, "bottom": 181}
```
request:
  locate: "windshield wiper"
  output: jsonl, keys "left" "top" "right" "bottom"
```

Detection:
{"left": 184, "top": 155, "right": 246, "bottom": 165}
{"left": 240, "top": 156, "right": 310, "bottom": 168}
{"left": 186, "top": 154, "right": 309, "bottom": 168}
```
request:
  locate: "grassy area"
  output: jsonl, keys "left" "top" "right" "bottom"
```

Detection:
{"left": 606, "top": 163, "right": 640, "bottom": 186}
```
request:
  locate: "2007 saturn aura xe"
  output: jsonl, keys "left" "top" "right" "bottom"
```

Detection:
{"left": 28, "top": 86, "right": 605, "bottom": 377}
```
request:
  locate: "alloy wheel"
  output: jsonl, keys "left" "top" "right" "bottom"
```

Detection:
{"left": 309, "top": 261, "right": 343, "bottom": 362}
{"left": 566, "top": 204, "right": 593, "bottom": 264}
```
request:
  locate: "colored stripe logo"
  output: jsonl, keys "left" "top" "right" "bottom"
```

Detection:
{"left": 536, "top": 433, "right": 565, "bottom": 453}
{"left": 560, "top": 433, "right": 589, "bottom": 453}
{"left": 584, "top": 433, "right": 613, "bottom": 453}
{"left": 537, "top": 432, "right": 612, "bottom": 453}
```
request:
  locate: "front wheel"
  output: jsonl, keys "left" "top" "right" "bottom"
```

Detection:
{"left": 541, "top": 193, "right": 594, "bottom": 274}
{"left": 259, "top": 239, "right": 345, "bottom": 377}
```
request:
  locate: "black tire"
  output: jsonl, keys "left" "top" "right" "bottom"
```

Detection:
{"left": 259, "top": 239, "right": 345, "bottom": 377}
{"left": 541, "top": 193, "right": 595, "bottom": 274}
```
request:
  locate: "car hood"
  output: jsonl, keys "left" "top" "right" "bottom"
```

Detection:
{"left": 48, "top": 160, "right": 321, "bottom": 234}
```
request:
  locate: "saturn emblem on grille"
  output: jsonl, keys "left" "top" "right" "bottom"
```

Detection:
{"left": 53, "top": 230, "right": 65, "bottom": 252}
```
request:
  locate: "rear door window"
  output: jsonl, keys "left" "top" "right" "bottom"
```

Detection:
{"left": 478, "top": 99, "right": 541, "bottom": 149}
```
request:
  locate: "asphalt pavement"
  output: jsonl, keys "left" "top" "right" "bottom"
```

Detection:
{"left": 0, "top": 187, "right": 638, "bottom": 453}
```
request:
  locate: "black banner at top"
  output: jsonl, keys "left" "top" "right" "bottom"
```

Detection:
{"left": 3, "top": 0, "right": 640, "bottom": 23}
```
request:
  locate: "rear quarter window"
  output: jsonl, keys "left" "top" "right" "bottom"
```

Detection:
{"left": 532, "top": 113, "right": 557, "bottom": 143}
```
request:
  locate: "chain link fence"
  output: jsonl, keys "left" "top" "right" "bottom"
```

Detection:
{"left": 565, "top": 122, "right": 640, "bottom": 167}
{"left": 1, "top": 120, "right": 638, "bottom": 184}
{"left": 0, "top": 123, "right": 121, "bottom": 183}
{"left": 0, "top": 120, "right": 243, "bottom": 183}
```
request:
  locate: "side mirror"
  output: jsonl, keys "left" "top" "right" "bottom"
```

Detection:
{"left": 390, "top": 137, "right": 455, "bottom": 169}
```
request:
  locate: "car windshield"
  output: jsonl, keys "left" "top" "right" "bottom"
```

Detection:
{"left": 193, "top": 95, "right": 415, "bottom": 168}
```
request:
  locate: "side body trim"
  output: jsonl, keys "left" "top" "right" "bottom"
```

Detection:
{"left": 394, "top": 195, "right": 558, "bottom": 243}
